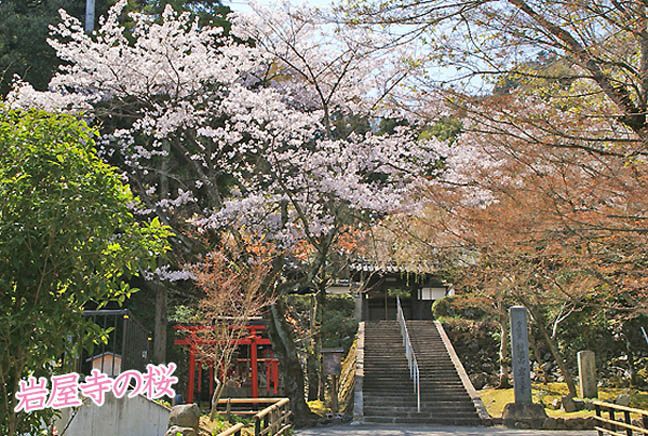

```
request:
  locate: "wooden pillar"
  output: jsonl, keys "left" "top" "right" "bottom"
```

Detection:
{"left": 251, "top": 336, "right": 258, "bottom": 398}
{"left": 188, "top": 343, "right": 196, "bottom": 403}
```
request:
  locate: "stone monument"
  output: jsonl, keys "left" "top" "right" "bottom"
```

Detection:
{"left": 577, "top": 350, "right": 597, "bottom": 399}
{"left": 502, "top": 306, "right": 547, "bottom": 428}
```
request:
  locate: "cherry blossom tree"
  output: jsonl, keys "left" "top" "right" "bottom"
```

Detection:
{"left": 9, "top": 0, "right": 443, "bottom": 422}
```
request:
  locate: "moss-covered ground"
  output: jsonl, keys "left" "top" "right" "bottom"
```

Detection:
{"left": 479, "top": 383, "right": 648, "bottom": 419}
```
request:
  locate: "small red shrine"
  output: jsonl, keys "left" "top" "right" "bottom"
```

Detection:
{"left": 173, "top": 323, "right": 279, "bottom": 403}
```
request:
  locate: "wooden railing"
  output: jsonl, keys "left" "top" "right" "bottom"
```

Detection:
{"left": 593, "top": 400, "right": 648, "bottom": 436}
{"left": 214, "top": 398, "right": 292, "bottom": 436}
{"left": 254, "top": 398, "right": 291, "bottom": 436}
{"left": 216, "top": 422, "right": 245, "bottom": 436}
{"left": 396, "top": 297, "right": 421, "bottom": 413}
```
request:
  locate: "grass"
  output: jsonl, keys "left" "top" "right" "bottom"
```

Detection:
{"left": 479, "top": 383, "right": 648, "bottom": 419}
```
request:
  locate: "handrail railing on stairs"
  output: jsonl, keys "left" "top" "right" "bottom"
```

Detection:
{"left": 396, "top": 297, "right": 421, "bottom": 413}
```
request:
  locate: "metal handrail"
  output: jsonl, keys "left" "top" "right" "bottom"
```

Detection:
{"left": 396, "top": 297, "right": 420, "bottom": 412}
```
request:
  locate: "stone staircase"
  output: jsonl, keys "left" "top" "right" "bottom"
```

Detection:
{"left": 362, "top": 320, "right": 485, "bottom": 425}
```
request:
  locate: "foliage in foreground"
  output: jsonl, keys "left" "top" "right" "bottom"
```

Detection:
{"left": 0, "top": 107, "right": 170, "bottom": 436}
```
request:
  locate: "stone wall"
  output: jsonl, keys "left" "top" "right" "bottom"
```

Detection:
{"left": 441, "top": 319, "right": 500, "bottom": 389}
{"left": 54, "top": 392, "right": 170, "bottom": 436}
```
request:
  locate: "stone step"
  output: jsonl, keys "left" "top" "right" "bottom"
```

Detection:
{"left": 363, "top": 399, "right": 474, "bottom": 406}
{"left": 363, "top": 375, "right": 464, "bottom": 380}
{"left": 363, "top": 385, "right": 467, "bottom": 392}
{"left": 363, "top": 416, "right": 484, "bottom": 425}
{"left": 363, "top": 378, "right": 465, "bottom": 384}
{"left": 364, "top": 371, "right": 461, "bottom": 377}
{"left": 364, "top": 388, "right": 468, "bottom": 394}
{"left": 364, "top": 406, "right": 477, "bottom": 416}
{"left": 364, "top": 381, "right": 466, "bottom": 388}
{"left": 365, "top": 364, "right": 457, "bottom": 370}
{"left": 363, "top": 377, "right": 464, "bottom": 384}
{"left": 364, "top": 399, "right": 475, "bottom": 415}
{"left": 363, "top": 398, "right": 474, "bottom": 406}
{"left": 364, "top": 388, "right": 467, "bottom": 393}
{"left": 362, "top": 320, "right": 483, "bottom": 426}
{"left": 363, "top": 391, "right": 472, "bottom": 400}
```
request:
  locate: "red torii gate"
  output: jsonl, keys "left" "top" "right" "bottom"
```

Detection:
{"left": 173, "top": 324, "right": 279, "bottom": 404}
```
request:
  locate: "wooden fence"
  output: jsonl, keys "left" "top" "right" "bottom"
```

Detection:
{"left": 593, "top": 400, "right": 648, "bottom": 436}
{"left": 214, "top": 398, "right": 292, "bottom": 436}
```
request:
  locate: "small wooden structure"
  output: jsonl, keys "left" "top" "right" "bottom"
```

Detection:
{"left": 87, "top": 351, "right": 122, "bottom": 376}
{"left": 173, "top": 324, "right": 279, "bottom": 403}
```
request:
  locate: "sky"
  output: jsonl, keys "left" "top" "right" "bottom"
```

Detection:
{"left": 223, "top": 0, "right": 336, "bottom": 15}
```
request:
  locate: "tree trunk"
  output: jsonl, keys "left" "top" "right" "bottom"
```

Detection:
{"left": 265, "top": 301, "right": 317, "bottom": 427}
{"left": 306, "top": 294, "right": 319, "bottom": 401}
{"left": 528, "top": 329, "right": 548, "bottom": 383}
{"left": 315, "top": 288, "right": 325, "bottom": 401}
{"left": 153, "top": 280, "right": 167, "bottom": 364}
{"left": 496, "top": 311, "right": 511, "bottom": 389}
{"left": 153, "top": 141, "right": 170, "bottom": 364}
{"left": 306, "top": 354, "right": 319, "bottom": 401}
{"left": 209, "top": 376, "right": 226, "bottom": 421}
{"left": 527, "top": 307, "right": 577, "bottom": 397}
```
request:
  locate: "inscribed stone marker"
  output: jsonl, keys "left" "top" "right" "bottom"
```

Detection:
{"left": 577, "top": 350, "right": 597, "bottom": 399}
{"left": 510, "top": 306, "right": 532, "bottom": 405}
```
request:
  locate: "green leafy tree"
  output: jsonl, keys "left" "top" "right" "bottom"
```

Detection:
{"left": 0, "top": 107, "right": 170, "bottom": 436}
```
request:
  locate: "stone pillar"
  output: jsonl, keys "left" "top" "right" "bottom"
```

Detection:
{"left": 362, "top": 294, "right": 369, "bottom": 322}
{"left": 85, "top": 0, "right": 95, "bottom": 32}
{"left": 354, "top": 292, "right": 363, "bottom": 322}
{"left": 502, "top": 306, "right": 547, "bottom": 428}
{"left": 577, "top": 350, "right": 598, "bottom": 399}
{"left": 510, "top": 306, "right": 532, "bottom": 405}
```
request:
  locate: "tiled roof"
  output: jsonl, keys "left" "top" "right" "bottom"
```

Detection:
{"left": 349, "top": 258, "right": 438, "bottom": 274}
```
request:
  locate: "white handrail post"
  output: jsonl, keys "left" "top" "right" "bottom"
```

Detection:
{"left": 396, "top": 297, "right": 421, "bottom": 413}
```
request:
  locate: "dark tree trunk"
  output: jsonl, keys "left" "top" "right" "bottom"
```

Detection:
{"left": 306, "top": 353, "right": 319, "bottom": 401}
{"left": 153, "top": 280, "right": 167, "bottom": 363}
{"left": 265, "top": 301, "right": 317, "bottom": 427}
{"left": 315, "top": 288, "right": 325, "bottom": 401}
{"left": 306, "top": 294, "right": 319, "bottom": 401}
